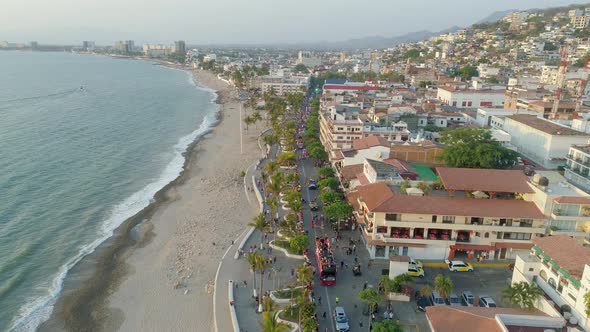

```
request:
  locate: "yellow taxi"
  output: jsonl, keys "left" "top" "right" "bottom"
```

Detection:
{"left": 407, "top": 266, "right": 425, "bottom": 277}
{"left": 448, "top": 260, "right": 474, "bottom": 272}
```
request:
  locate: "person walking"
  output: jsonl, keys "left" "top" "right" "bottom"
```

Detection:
{"left": 322, "top": 312, "right": 327, "bottom": 319}
{"left": 318, "top": 295, "right": 322, "bottom": 305}
{"left": 335, "top": 296, "right": 340, "bottom": 305}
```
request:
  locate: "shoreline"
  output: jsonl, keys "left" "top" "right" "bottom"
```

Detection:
{"left": 38, "top": 67, "right": 260, "bottom": 331}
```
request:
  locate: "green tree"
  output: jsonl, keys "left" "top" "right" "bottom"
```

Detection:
{"left": 434, "top": 274, "right": 454, "bottom": 299}
{"left": 318, "top": 166, "right": 335, "bottom": 179}
{"left": 402, "top": 49, "right": 421, "bottom": 60}
{"left": 372, "top": 320, "right": 404, "bottom": 332}
{"left": 294, "top": 63, "right": 308, "bottom": 73}
{"left": 249, "top": 213, "right": 270, "bottom": 247}
{"left": 263, "top": 295, "right": 278, "bottom": 313}
{"left": 324, "top": 201, "right": 353, "bottom": 222}
{"left": 255, "top": 253, "right": 270, "bottom": 312}
{"left": 584, "top": 292, "right": 590, "bottom": 319}
{"left": 289, "top": 234, "right": 309, "bottom": 254}
{"left": 244, "top": 115, "right": 255, "bottom": 130}
{"left": 358, "top": 288, "right": 380, "bottom": 314}
{"left": 277, "top": 151, "right": 297, "bottom": 167}
{"left": 260, "top": 311, "right": 290, "bottom": 332}
{"left": 265, "top": 161, "right": 279, "bottom": 176}
{"left": 439, "top": 128, "right": 518, "bottom": 168}
{"left": 266, "top": 196, "right": 279, "bottom": 221}
{"left": 247, "top": 252, "right": 261, "bottom": 296}
{"left": 502, "top": 282, "right": 543, "bottom": 310}
{"left": 319, "top": 190, "right": 343, "bottom": 206}
{"left": 318, "top": 177, "right": 339, "bottom": 190}
{"left": 455, "top": 65, "right": 479, "bottom": 80}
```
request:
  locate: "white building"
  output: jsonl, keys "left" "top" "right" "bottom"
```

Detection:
{"left": 297, "top": 51, "right": 322, "bottom": 67}
{"left": 437, "top": 86, "right": 505, "bottom": 108}
{"left": 475, "top": 108, "right": 541, "bottom": 127}
{"left": 260, "top": 77, "right": 309, "bottom": 96}
{"left": 511, "top": 235, "right": 590, "bottom": 331}
{"left": 565, "top": 145, "right": 590, "bottom": 193}
{"left": 477, "top": 64, "right": 501, "bottom": 79}
{"left": 502, "top": 114, "right": 590, "bottom": 169}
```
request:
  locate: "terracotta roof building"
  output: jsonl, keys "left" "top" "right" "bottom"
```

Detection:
{"left": 436, "top": 167, "right": 535, "bottom": 194}
{"left": 426, "top": 306, "right": 564, "bottom": 332}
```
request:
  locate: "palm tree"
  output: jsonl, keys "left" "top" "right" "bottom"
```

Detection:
{"left": 247, "top": 252, "right": 263, "bottom": 299}
{"left": 502, "top": 281, "right": 543, "bottom": 310}
{"left": 249, "top": 213, "right": 270, "bottom": 248}
{"left": 244, "top": 115, "right": 254, "bottom": 130}
{"left": 263, "top": 295, "right": 278, "bottom": 313}
{"left": 256, "top": 254, "right": 270, "bottom": 313}
{"left": 297, "top": 264, "right": 314, "bottom": 291}
{"left": 252, "top": 111, "right": 263, "bottom": 129}
{"left": 584, "top": 292, "right": 590, "bottom": 324}
{"left": 419, "top": 285, "right": 433, "bottom": 298}
{"left": 260, "top": 311, "right": 290, "bottom": 332}
{"left": 265, "top": 161, "right": 279, "bottom": 176}
{"left": 434, "top": 274, "right": 454, "bottom": 299}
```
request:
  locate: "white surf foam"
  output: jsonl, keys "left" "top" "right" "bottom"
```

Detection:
{"left": 9, "top": 111, "right": 217, "bottom": 332}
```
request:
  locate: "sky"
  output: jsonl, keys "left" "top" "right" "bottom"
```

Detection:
{"left": 2, "top": 0, "right": 590, "bottom": 45}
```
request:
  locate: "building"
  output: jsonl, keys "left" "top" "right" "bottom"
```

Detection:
{"left": 351, "top": 167, "right": 547, "bottom": 260}
{"left": 474, "top": 108, "right": 540, "bottom": 127}
{"left": 260, "top": 77, "right": 309, "bottom": 96}
{"left": 114, "top": 40, "right": 134, "bottom": 54}
{"left": 173, "top": 40, "right": 186, "bottom": 54}
{"left": 571, "top": 14, "right": 589, "bottom": 29}
{"left": 502, "top": 114, "right": 590, "bottom": 168}
{"left": 437, "top": 86, "right": 505, "bottom": 108}
{"left": 426, "top": 306, "right": 565, "bottom": 332}
{"left": 565, "top": 145, "right": 590, "bottom": 192}
{"left": 29, "top": 41, "right": 38, "bottom": 50}
{"left": 297, "top": 51, "right": 322, "bottom": 67}
{"left": 334, "top": 136, "right": 391, "bottom": 167}
{"left": 143, "top": 44, "right": 172, "bottom": 58}
{"left": 82, "top": 41, "right": 95, "bottom": 51}
{"left": 388, "top": 141, "right": 444, "bottom": 165}
{"left": 511, "top": 235, "right": 590, "bottom": 331}
{"left": 540, "top": 65, "right": 558, "bottom": 84}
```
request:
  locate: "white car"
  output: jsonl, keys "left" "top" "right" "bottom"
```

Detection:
{"left": 479, "top": 296, "right": 497, "bottom": 308}
{"left": 448, "top": 260, "right": 474, "bottom": 272}
{"left": 448, "top": 293, "right": 461, "bottom": 306}
{"left": 334, "top": 307, "right": 350, "bottom": 331}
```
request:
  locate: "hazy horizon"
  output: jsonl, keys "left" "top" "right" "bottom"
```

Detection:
{"left": 2, "top": 0, "right": 590, "bottom": 45}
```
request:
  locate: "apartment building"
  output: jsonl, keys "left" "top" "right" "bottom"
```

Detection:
{"left": 319, "top": 106, "right": 410, "bottom": 152}
{"left": 260, "top": 77, "right": 308, "bottom": 96}
{"left": 565, "top": 145, "right": 590, "bottom": 192}
{"left": 437, "top": 86, "right": 505, "bottom": 108}
{"left": 351, "top": 168, "right": 547, "bottom": 261}
{"left": 502, "top": 114, "right": 590, "bottom": 168}
{"left": 511, "top": 235, "right": 590, "bottom": 331}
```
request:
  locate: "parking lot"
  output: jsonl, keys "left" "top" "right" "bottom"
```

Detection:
{"left": 416, "top": 265, "right": 514, "bottom": 307}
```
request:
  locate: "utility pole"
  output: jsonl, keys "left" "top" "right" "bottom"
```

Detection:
{"left": 551, "top": 46, "right": 569, "bottom": 119}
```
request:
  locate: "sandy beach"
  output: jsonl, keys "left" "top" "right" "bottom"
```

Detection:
{"left": 105, "top": 69, "right": 261, "bottom": 331}
{"left": 40, "top": 68, "right": 262, "bottom": 332}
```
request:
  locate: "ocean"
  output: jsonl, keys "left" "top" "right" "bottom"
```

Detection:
{"left": 0, "top": 51, "right": 218, "bottom": 331}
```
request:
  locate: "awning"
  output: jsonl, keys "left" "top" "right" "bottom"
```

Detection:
{"left": 495, "top": 242, "right": 533, "bottom": 250}
{"left": 451, "top": 244, "right": 495, "bottom": 251}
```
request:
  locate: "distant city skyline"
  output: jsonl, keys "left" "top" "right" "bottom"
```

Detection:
{"left": 2, "top": 0, "right": 590, "bottom": 45}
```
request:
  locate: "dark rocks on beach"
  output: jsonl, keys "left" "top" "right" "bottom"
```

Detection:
{"left": 129, "top": 219, "right": 154, "bottom": 242}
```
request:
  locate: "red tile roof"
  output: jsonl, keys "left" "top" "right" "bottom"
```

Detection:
{"left": 351, "top": 136, "right": 390, "bottom": 150}
{"left": 427, "top": 307, "right": 547, "bottom": 332}
{"left": 339, "top": 164, "right": 364, "bottom": 182}
{"left": 553, "top": 196, "right": 590, "bottom": 205}
{"left": 533, "top": 234, "right": 590, "bottom": 280}
{"left": 437, "top": 167, "right": 535, "bottom": 193}
{"left": 370, "top": 194, "right": 545, "bottom": 219}
{"left": 323, "top": 84, "right": 380, "bottom": 91}
{"left": 355, "top": 182, "right": 395, "bottom": 210}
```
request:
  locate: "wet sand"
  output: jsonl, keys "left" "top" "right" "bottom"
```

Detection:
{"left": 39, "top": 69, "right": 261, "bottom": 332}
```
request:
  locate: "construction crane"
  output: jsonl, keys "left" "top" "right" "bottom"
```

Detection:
{"left": 550, "top": 46, "right": 569, "bottom": 118}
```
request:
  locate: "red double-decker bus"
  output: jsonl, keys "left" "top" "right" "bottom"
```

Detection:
{"left": 315, "top": 237, "right": 336, "bottom": 286}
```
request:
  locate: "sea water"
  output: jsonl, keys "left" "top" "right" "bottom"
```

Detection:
{"left": 0, "top": 51, "right": 217, "bottom": 331}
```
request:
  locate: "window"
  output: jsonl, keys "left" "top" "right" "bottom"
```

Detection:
{"left": 519, "top": 219, "right": 533, "bottom": 227}
{"left": 528, "top": 267, "right": 534, "bottom": 272}
{"left": 452, "top": 101, "right": 457, "bottom": 106}
{"left": 540, "top": 269, "right": 548, "bottom": 281}
{"left": 484, "top": 232, "right": 490, "bottom": 238}
{"left": 462, "top": 101, "right": 467, "bottom": 107}
{"left": 502, "top": 232, "right": 531, "bottom": 240}
{"left": 377, "top": 226, "right": 388, "bottom": 234}
{"left": 375, "top": 245, "right": 386, "bottom": 257}
{"left": 385, "top": 214, "right": 401, "bottom": 221}
{"left": 467, "top": 101, "right": 472, "bottom": 107}
{"left": 568, "top": 293, "right": 577, "bottom": 302}
{"left": 442, "top": 216, "right": 455, "bottom": 224}
{"left": 432, "top": 215, "right": 437, "bottom": 223}
{"left": 337, "top": 127, "right": 344, "bottom": 131}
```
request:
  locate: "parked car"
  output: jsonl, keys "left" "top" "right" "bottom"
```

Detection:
{"left": 309, "top": 202, "right": 318, "bottom": 211}
{"left": 430, "top": 291, "right": 447, "bottom": 306}
{"left": 407, "top": 266, "right": 425, "bottom": 277}
{"left": 334, "top": 307, "right": 350, "bottom": 332}
{"left": 448, "top": 293, "right": 461, "bottom": 306}
{"left": 479, "top": 296, "right": 497, "bottom": 308}
{"left": 461, "top": 291, "right": 475, "bottom": 307}
{"left": 448, "top": 260, "right": 474, "bottom": 272}
{"left": 308, "top": 182, "right": 318, "bottom": 190}
{"left": 409, "top": 257, "right": 423, "bottom": 269}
